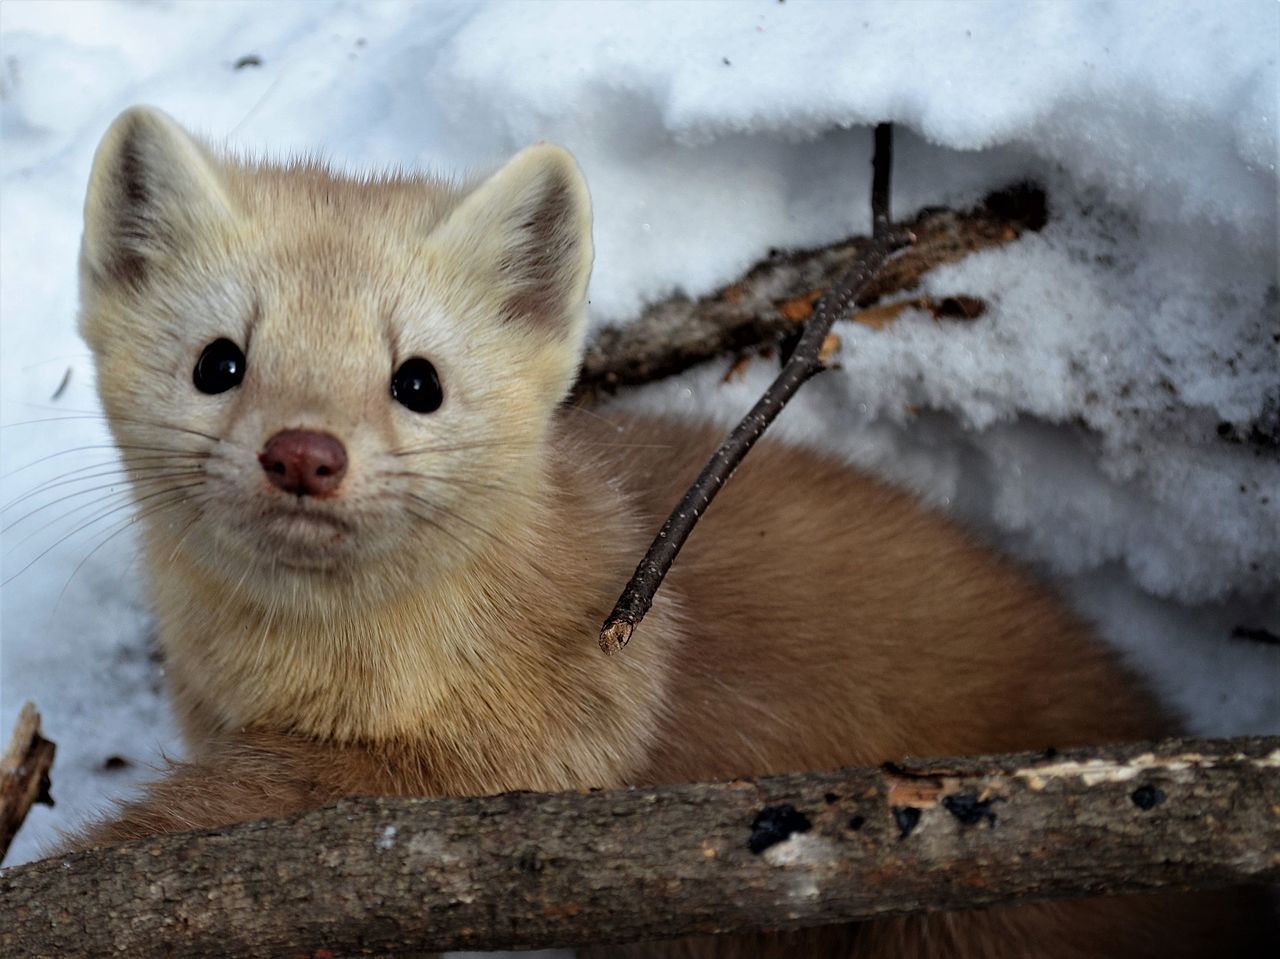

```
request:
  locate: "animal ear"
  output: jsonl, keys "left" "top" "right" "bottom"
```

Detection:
{"left": 431, "top": 144, "right": 593, "bottom": 342}
{"left": 81, "top": 106, "right": 236, "bottom": 290}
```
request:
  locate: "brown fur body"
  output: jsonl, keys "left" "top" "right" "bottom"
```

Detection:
{"left": 71, "top": 108, "right": 1271, "bottom": 956}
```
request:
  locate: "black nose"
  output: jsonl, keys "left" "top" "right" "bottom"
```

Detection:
{"left": 258, "top": 430, "right": 348, "bottom": 497}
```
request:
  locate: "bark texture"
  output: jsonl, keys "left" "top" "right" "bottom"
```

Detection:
{"left": 2, "top": 736, "right": 1276, "bottom": 958}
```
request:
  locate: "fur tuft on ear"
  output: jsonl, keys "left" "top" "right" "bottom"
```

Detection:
{"left": 81, "top": 106, "right": 235, "bottom": 290}
{"left": 431, "top": 144, "right": 593, "bottom": 341}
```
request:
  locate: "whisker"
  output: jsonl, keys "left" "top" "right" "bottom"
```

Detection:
{"left": 4, "top": 470, "right": 206, "bottom": 538}
{"left": 3, "top": 444, "right": 209, "bottom": 479}
{"left": 51, "top": 492, "right": 206, "bottom": 615}
{"left": 572, "top": 440, "right": 676, "bottom": 450}
{"left": 377, "top": 470, "right": 541, "bottom": 503}
{"left": 19, "top": 353, "right": 92, "bottom": 372}
{"left": 1, "top": 481, "right": 205, "bottom": 587}
{"left": 3, "top": 463, "right": 206, "bottom": 514}
{"left": 388, "top": 439, "right": 518, "bottom": 457}
{"left": 403, "top": 507, "right": 473, "bottom": 554}
{"left": 404, "top": 492, "right": 511, "bottom": 551}
{"left": 1, "top": 412, "right": 226, "bottom": 445}
{"left": 166, "top": 511, "right": 205, "bottom": 565}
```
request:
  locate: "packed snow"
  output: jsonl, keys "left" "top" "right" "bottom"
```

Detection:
{"left": 2, "top": 0, "right": 1277, "bottom": 886}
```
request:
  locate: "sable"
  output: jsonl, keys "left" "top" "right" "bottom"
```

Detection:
{"left": 0, "top": 703, "right": 55, "bottom": 865}
{"left": 2, "top": 736, "right": 1275, "bottom": 957}
{"left": 600, "top": 124, "right": 910, "bottom": 653}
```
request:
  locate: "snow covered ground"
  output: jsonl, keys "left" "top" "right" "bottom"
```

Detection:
{"left": 2, "top": 0, "right": 1277, "bottom": 886}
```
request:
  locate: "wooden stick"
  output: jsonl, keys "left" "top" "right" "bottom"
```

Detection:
{"left": 600, "top": 123, "right": 909, "bottom": 653}
{"left": 0, "top": 703, "right": 55, "bottom": 865}
{"left": 572, "top": 181, "right": 1046, "bottom": 401}
{"left": 3, "top": 735, "right": 1275, "bottom": 957}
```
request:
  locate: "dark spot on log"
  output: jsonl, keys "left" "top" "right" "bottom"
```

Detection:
{"left": 1041, "top": 746, "right": 1059, "bottom": 760}
{"left": 1231, "top": 625, "right": 1280, "bottom": 646}
{"left": 747, "top": 804, "right": 812, "bottom": 854}
{"left": 518, "top": 849, "right": 545, "bottom": 873}
{"left": 848, "top": 815, "right": 865, "bottom": 831}
{"left": 892, "top": 806, "right": 921, "bottom": 839}
{"left": 1217, "top": 420, "right": 1234, "bottom": 437}
{"left": 942, "top": 791, "right": 1001, "bottom": 827}
{"left": 824, "top": 792, "right": 839, "bottom": 804}
{"left": 234, "top": 55, "right": 263, "bottom": 70}
{"left": 1130, "top": 784, "right": 1166, "bottom": 810}
{"left": 102, "top": 755, "right": 130, "bottom": 771}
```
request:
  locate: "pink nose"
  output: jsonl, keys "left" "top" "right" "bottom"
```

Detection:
{"left": 258, "top": 430, "right": 348, "bottom": 497}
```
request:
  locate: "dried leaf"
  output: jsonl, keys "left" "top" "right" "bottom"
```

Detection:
{"left": 778, "top": 289, "right": 824, "bottom": 322}
{"left": 852, "top": 295, "right": 987, "bottom": 331}
{"left": 818, "top": 333, "right": 841, "bottom": 366}
{"left": 853, "top": 300, "right": 916, "bottom": 330}
{"left": 722, "top": 354, "right": 753, "bottom": 383}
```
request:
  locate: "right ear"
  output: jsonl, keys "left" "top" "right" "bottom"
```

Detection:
{"left": 81, "top": 106, "right": 236, "bottom": 291}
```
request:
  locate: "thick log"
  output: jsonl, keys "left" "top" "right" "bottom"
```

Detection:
{"left": 2, "top": 736, "right": 1276, "bottom": 958}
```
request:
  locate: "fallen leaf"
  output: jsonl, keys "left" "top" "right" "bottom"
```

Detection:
{"left": 722, "top": 354, "right": 753, "bottom": 383}
{"left": 818, "top": 333, "right": 841, "bottom": 365}
{"left": 853, "top": 301, "right": 915, "bottom": 330}
{"left": 778, "top": 288, "right": 824, "bottom": 322}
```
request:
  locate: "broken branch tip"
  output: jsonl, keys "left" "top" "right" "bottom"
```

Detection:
{"left": 599, "top": 620, "right": 634, "bottom": 655}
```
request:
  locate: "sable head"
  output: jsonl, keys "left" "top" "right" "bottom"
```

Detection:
{"left": 80, "top": 106, "right": 594, "bottom": 603}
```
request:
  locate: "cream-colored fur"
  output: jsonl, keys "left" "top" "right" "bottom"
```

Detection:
{"left": 72, "top": 107, "right": 1271, "bottom": 956}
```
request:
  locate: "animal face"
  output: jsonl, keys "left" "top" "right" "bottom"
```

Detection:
{"left": 78, "top": 107, "right": 593, "bottom": 603}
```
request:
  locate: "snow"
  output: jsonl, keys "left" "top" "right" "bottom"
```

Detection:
{"left": 1, "top": 0, "right": 1277, "bottom": 893}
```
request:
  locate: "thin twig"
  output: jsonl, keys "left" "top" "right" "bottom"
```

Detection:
{"left": 599, "top": 123, "right": 910, "bottom": 653}
{"left": 871, "top": 122, "right": 893, "bottom": 237}
{"left": 0, "top": 702, "right": 55, "bottom": 865}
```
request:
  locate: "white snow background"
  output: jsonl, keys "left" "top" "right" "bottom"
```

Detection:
{"left": 1, "top": 0, "right": 1277, "bottom": 902}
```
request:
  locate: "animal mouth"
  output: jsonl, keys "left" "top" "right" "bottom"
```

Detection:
{"left": 256, "top": 505, "right": 355, "bottom": 552}
{"left": 262, "top": 507, "right": 351, "bottom": 532}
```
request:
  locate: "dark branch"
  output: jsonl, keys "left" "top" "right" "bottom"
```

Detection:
{"left": 600, "top": 123, "right": 909, "bottom": 653}
{"left": 571, "top": 182, "right": 1047, "bottom": 400}
{"left": 872, "top": 122, "right": 893, "bottom": 237}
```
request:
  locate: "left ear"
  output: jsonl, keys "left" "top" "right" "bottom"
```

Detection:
{"left": 430, "top": 144, "right": 593, "bottom": 346}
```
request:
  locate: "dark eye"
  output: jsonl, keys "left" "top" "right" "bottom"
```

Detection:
{"left": 193, "top": 338, "right": 246, "bottom": 394}
{"left": 391, "top": 357, "right": 443, "bottom": 413}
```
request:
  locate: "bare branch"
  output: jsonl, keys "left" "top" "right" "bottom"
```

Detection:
{"left": 2, "top": 736, "right": 1275, "bottom": 957}
{"left": 572, "top": 178, "right": 1046, "bottom": 402}
{"left": 600, "top": 123, "right": 909, "bottom": 653}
